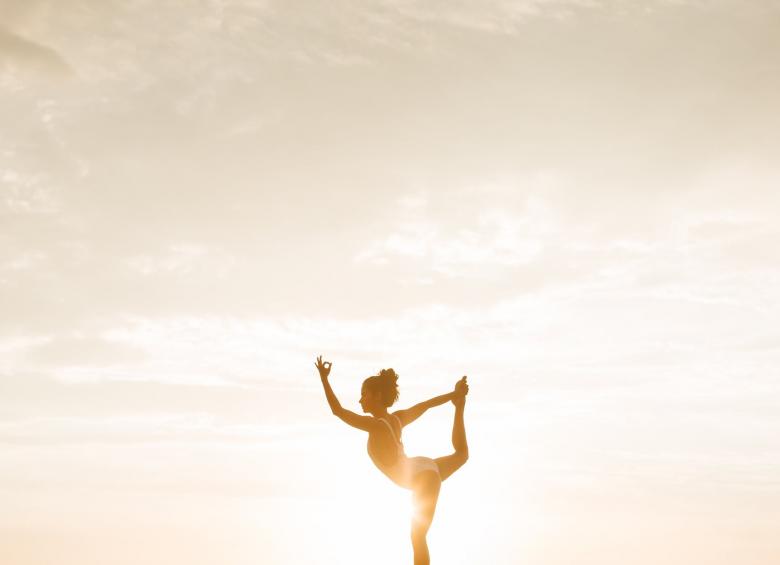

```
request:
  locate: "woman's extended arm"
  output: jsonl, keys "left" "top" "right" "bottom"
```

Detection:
{"left": 315, "top": 355, "right": 377, "bottom": 432}
{"left": 393, "top": 393, "right": 453, "bottom": 427}
{"left": 393, "top": 376, "right": 468, "bottom": 427}
{"left": 319, "top": 368, "right": 344, "bottom": 414}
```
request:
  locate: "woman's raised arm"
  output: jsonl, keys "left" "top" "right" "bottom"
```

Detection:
{"left": 315, "top": 355, "right": 377, "bottom": 432}
{"left": 315, "top": 355, "right": 341, "bottom": 413}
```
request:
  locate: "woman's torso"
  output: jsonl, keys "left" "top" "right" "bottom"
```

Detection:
{"left": 366, "top": 414, "right": 405, "bottom": 469}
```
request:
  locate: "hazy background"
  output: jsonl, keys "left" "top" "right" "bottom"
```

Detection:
{"left": 2, "top": 1, "right": 779, "bottom": 563}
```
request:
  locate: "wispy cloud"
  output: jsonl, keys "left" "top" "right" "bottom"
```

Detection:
{"left": 0, "top": 26, "right": 71, "bottom": 81}
{"left": 354, "top": 181, "right": 561, "bottom": 277}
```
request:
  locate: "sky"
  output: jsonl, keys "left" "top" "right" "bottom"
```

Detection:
{"left": 2, "top": 0, "right": 779, "bottom": 563}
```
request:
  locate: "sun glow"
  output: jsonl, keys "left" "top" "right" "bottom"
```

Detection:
{"left": 299, "top": 449, "right": 413, "bottom": 565}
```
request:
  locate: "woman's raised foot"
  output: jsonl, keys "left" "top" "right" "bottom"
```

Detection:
{"left": 452, "top": 376, "right": 468, "bottom": 407}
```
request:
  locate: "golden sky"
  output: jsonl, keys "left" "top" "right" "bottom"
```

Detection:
{"left": 2, "top": 1, "right": 779, "bottom": 564}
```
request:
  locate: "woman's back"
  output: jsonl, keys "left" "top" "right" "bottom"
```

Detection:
{"left": 367, "top": 414, "right": 405, "bottom": 468}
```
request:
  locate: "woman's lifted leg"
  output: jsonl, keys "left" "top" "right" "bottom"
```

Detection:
{"left": 434, "top": 376, "right": 469, "bottom": 482}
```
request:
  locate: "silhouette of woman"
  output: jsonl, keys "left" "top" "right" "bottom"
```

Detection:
{"left": 315, "top": 355, "right": 469, "bottom": 565}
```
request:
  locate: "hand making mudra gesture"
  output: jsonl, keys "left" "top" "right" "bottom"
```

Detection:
{"left": 315, "top": 354, "right": 469, "bottom": 565}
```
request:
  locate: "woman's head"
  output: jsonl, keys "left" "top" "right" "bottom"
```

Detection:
{"left": 359, "top": 368, "right": 400, "bottom": 413}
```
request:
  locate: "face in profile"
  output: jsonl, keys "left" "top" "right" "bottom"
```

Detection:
{"left": 359, "top": 386, "right": 379, "bottom": 413}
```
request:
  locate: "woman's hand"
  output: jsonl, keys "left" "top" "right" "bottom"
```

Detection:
{"left": 315, "top": 355, "right": 332, "bottom": 380}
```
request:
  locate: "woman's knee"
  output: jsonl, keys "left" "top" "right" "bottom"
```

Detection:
{"left": 412, "top": 505, "right": 435, "bottom": 530}
{"left": 411, "top": 521, "right": 430, "bottom": 540}
{"left": 452, "top": 448, "right": 468, "bottom": 468}
{"left": 412, "top": 495, "right": 437, "bottom": 528}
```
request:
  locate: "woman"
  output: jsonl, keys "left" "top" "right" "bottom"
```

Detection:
{"left": 315, "top": 355, "right": 469, "bottom": 565}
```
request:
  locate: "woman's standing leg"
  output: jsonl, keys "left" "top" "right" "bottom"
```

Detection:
{"left": 410, "top": 471, "right": 441, "bottom": 565}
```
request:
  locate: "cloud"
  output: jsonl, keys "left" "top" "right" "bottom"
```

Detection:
{"left": 0, "top": 26, "right": 71, "bottom": 79}
{"left": 354, "top": 180, "right": 562, "bottom": 277}
{"left": 125, "top": 244, "right": 236, "bottom": 278}
{"left": 373, "top": 0, "right": 608, "bottom": 33}
{"left": 22, "top": 336, "right": 147, "bottom": 367}
{"left": 0, "top": 413, "right": 319, "bottom": 445}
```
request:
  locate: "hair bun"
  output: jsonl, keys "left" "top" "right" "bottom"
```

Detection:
{"left": 379, "top": 368, "right": 398, "bottom": 382}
